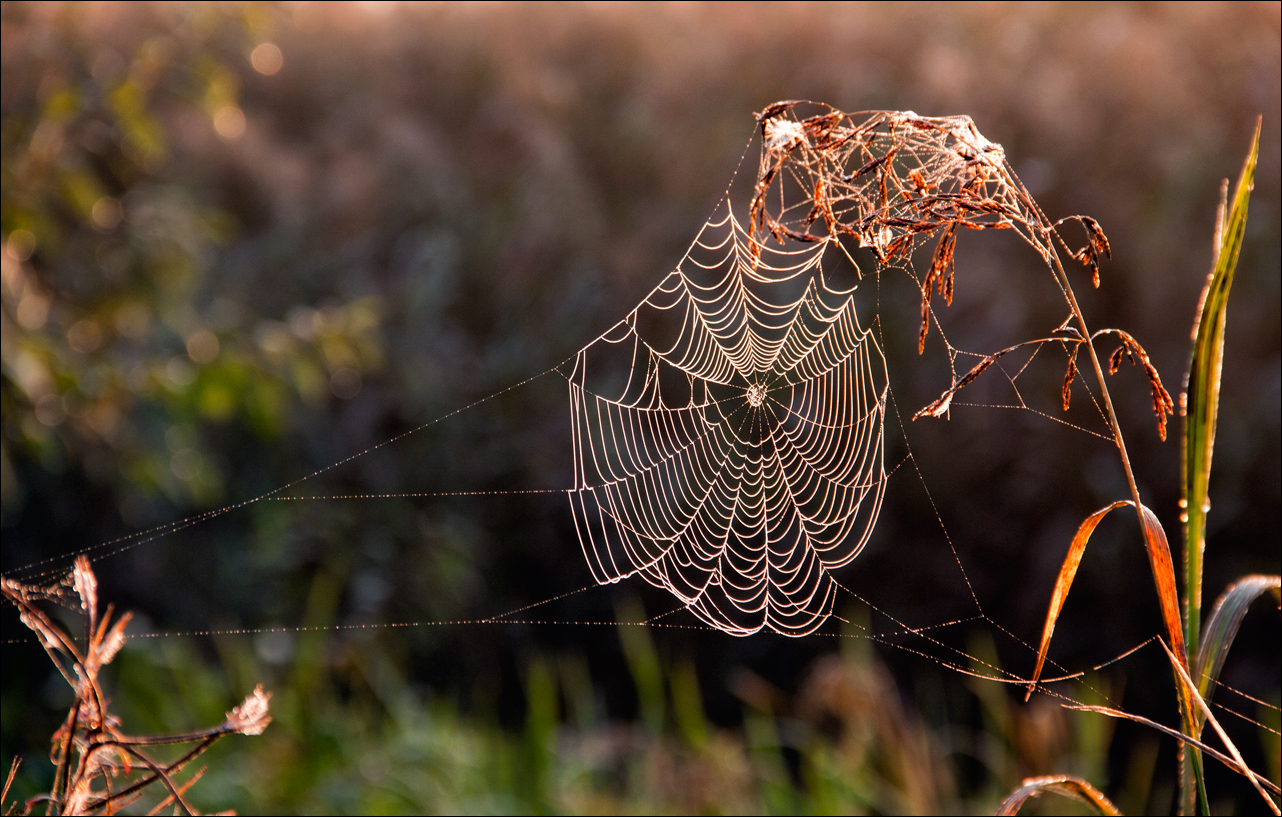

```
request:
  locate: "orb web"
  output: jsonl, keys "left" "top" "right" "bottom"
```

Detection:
{"left": 567, "top": 104, "right": 1056, "bottom": 637}
{"left": 567, "top": 202, "right": 888, "bottom": 636}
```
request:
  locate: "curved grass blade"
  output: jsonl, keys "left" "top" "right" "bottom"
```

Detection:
{"left": 1195, "top": 574, "right": 1281, "bottom": 702}
{"left": 995, "top": 775, "right": 1121, "bottom": 816}
{"left": 1026, "top": 501, "right": 1126, "bottom": 700}
{"left": 1183, "top": 117, "right": 1260, "bottom": 653}
{"left": 1027, "top": 501, "right": 1186, "bottom": 701}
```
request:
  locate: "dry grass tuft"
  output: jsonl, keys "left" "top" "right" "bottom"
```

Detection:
{"left": 1, "top": 558, "right": 270, "bottom": 816}
{"left": 747, "top": 101, "right": 1177, "bottom": 441}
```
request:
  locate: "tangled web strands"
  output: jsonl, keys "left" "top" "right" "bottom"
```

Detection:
{"left": 568, "top": 104, "right": 1055, "bottom": 637}
{"left": 751, "top": 103, "right": 1053, "bottom": 267}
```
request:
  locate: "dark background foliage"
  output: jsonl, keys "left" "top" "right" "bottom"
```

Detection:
{"left": 2, "top": 2, "right": 1278, "bottom": 813}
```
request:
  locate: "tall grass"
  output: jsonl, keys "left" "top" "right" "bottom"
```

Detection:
{"left": 1014, "top": 121, "right": 1278, "bottom": 815}
{"left": 746, "top": 102, "right": 1276, "bottom": 814}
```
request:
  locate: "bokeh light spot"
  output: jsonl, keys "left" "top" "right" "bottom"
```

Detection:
{"left": 91, "top": 197, "right": 123, "bottom": 230}
{"left": 251, "top": 42, "right": 283, "bottom": 75}
{"left": 6, "top": 229, "right": 36, "bottom": 261}
{"left": 186, "top": 330, "right": 221, "bottom": 365}
{"left": 16, "top": 291, "right": 49, "bottom": 329}
{"left": 213, "top": 105, "right": 246, "bottom": 139}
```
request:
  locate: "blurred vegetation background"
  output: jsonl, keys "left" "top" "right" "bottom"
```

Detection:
{"left": 1, "top": 2, "right": 1278, "bottom": 813}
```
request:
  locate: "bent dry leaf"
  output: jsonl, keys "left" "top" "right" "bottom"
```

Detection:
{"left": 1026, "top": 501, "right": 1125, "bottom": 700}
{"left": 995, "top": 775, "right": 1120, "bottom": 816}
{"left": 1027, "top": 501, "right": 1186, "bottom": 701}
{"left": 1065, "top": 703, "right": 1282, "bottom": 797}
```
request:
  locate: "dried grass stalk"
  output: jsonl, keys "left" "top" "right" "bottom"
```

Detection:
{"left": 1, "top": 557, "right": 270, "bottom": 816}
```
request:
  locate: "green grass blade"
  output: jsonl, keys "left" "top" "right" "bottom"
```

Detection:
{"left": 1195, "top": 575, "right": 1282, "bottom": 703}
{"left": 1182, "top": 118, "right": 1260, "bottom": 654}
{"left": 1180, "top": 117, "right": 1261, "bottom": 815}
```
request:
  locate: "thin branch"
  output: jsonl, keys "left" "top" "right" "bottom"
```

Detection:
{"left": 81, "top": 736, "right": 220, "bottom": 813}
{"left": 118, "top": 747, "right": 195, "bottom": 817}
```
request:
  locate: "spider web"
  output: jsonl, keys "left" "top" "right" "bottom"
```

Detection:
{"left": 564, "top": 103, "right": 1099, "bottom": 637}
{"left": 2, "top": 104, "right": 1117, "bottom": 652}
{"left": 5, "top": 103, "right": 1227, "bottom": 728}
{"left": 567, "top": 203, "right": 887, "bottom": 635}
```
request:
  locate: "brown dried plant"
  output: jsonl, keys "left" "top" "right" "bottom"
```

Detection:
{"left": 746, "top": 102, "right": 1276, "bottom": 814}
{"left": 1, "top": 557, "right": 270, "bottom": 816}
{"left": 748, "top": 102, "right": 1171, "bottom": 441}
{"left": 746, "top": 99, "right": 1177, "bottom": 582}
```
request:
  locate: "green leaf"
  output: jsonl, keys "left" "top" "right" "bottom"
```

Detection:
{"left": 1182, "top": 118, "right": 1259, "bottom": 653}
{"left": 1194, "top": 574, "right": 1282, "bottom": 703}
{"left": 1179, "top": 116, "right": 1260, "bottom": 817}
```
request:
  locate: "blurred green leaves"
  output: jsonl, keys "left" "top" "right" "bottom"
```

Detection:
{"left": 1, "top": 4, "right": 386, "bottom": 521}
{"left": 82, "top": 622, "right": 1118, "bottom": 814}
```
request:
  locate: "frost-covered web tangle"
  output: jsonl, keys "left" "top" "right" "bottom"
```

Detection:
{"left": 568, "top": 103, "right": 1079, "bottom": 636}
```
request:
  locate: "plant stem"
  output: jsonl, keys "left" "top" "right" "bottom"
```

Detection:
{"left": 1049, "top": 246, "right": 1202, "bottom": 812}
{"left": 1047, "top": 251, "right": 1147, "bottom": 530}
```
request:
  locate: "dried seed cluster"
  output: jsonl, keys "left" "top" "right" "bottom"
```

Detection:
{"left": 748, "top": 102, "right": 1173, "bottom": 439}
